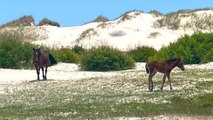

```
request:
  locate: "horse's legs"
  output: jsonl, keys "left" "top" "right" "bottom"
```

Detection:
{"left": 148, "top": 70, "right": 157, "bottom": 92}
{"left": 161, "top": 74, "right": 166, "bottom": 91}
{"left": 148, "top": 74, "right": 152, "bottom": 92}
{"left": 44, "top": 67, "right": 48, "bottom": 80}
{"left": 41, "top": 67, "right": 46, "bottom": 80}
{"left": 36, "top": 67, "right": 40, "bottom": 80}
{"left": 167, "top": 74, "right": 173, "bottom": 91}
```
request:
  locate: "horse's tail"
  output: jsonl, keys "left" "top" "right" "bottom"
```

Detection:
{"left": 49, "top": 53, "right": 57, "bottom": 66}
{"left": 145, "top": 63, "right": 149, "bottom": 74}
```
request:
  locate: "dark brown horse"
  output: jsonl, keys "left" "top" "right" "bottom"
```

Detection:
{"left": 145, "top": 58, "right": 185, "bottom": 92}
{"left": 33, "top": 48, "right": 57, "bottom": 80}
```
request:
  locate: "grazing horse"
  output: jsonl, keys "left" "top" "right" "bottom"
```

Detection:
{"left": 33, "top": 48, "right": 57, "bottom": 80}
{"left": 145, "top": 58, "right": 185, "bottom": 92}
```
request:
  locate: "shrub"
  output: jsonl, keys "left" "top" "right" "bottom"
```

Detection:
{"left": 201, "top": 48, "right": 213, "bottom": 63}
{"left": 80, "top": 46, "right": 135, "bottom": 71}
{"left": 92, "top": 15, "right": 109, "bottom": 23}
{"left": 38, "top": 18, "right": 60, "bottom": 27}
{"left": 149, "top": 10, "right": 163, "bottom": 17}
{"left": 149, "top": 33, "right": 213, "bottom": 64}
{"left": 1, "top": 15, "right": 35, "bottom": 27}
{"left": 72, "top": 45, "right": 85, "bottom": 54}
{"left": 127, "top": 46, "right": 157, "bottom": 62}
{"left": 0, "top": 39, "right": 35, "bottom": 69}
{"left": 51, "top": 48, "right": 79, "bottom": 63}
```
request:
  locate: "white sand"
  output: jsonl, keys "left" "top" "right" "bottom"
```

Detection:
{"left": 0, "top": 63, "right": 144, "bottom": 83}
{"left": 32, "top": 11, "right": 200, "bottom": 51}
{"left": 1, "top": 62, "right": 213, "bottom": 84}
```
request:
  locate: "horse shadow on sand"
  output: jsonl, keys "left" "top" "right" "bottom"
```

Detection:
{"left": 29, "top": 79, "right": 55, "bottom": 83}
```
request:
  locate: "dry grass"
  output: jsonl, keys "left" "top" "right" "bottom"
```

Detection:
{"left": 76, "top": 28, "right": 98, "bottom": 42}
{"left": 0, "top": 26, "right": 47, "bottom": 41}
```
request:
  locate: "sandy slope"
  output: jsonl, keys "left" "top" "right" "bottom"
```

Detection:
{"left": 31, "top": 11, "right": 196, "bottom": 51}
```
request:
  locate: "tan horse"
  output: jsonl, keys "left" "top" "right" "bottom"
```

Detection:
{"left": 33, "top": 48, "right": 57, "bottom": 80}
{"left": 145, "top": 58, "right": 185, "bottom": 92}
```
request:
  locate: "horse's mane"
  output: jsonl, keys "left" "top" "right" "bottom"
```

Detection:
{"left": 34, "top": 48, "right": 48, "bottom": 54}
{"left": 165, "top": 58, "right": 181, "bottom": 63}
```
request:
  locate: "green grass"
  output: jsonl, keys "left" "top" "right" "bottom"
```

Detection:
{"left": 0, "top": 67, "right": 213, "bottom": 119}
{"left": 0, "top": 94, "right": 212, "bottom": 119}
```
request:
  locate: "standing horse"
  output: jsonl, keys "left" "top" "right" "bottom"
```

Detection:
{"left": 33, "top": 48, "right": 57, "bottom": 80}
{"left": 145, "top": 58, "right": 185, "bottom": 92}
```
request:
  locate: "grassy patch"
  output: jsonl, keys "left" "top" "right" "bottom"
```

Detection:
{"left": 0, "top": 67, "right": 212, "bottom": 119}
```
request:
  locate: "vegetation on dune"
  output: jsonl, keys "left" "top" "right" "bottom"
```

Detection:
{"left": 149, "top": 10, "right": 163, "bottom": 17}
{"left": 1, "top": 15, "right": 35, "bottom": 27}
{"left": 116, "top": 10, "right": 142, "bottom": 23}
{"left": 38, "top": 18, "right": 60, "bottom": 27}
{"left": 0, "top": 26, "right": 47, "bottom": 41}
{"left": 92, "top": 15, "right": 109, "bottom": 23}
{"left": 0, "top": 15, "right": 48, "bottom": 41}
{"left": 154, "top": 8, "right": 213, "bottom": 30}
{"left": 0, "top": 15, "right": 60, "bottom": 27}
{"left": 76, "top": 28, "right": 98, "bottom": 42}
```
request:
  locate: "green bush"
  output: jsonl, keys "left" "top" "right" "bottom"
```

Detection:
{"left": 72, "top": 45, "right": 85, "bottom": 54}
{"left": 127, "top": 46, "right": 157, "bottom": 62}
{"left": 0, "top": 39, "right": 35, "bottom": 69}
{"left": 51, "top": 48, "right": 79, "bottom": 63}
{"left": 201, "top": 48, "right": 213, "bottom": 63}
{"left": 149, "top": 33, "right": 213, "bottom": 64}
{"left": 80, "top": 46, "right": 135, "bottom": 71}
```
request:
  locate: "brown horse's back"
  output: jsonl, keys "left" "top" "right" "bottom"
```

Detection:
{"left": 146, "top": 61, "right": 165, "bottom": 74}
{"left": 39, "top": 51, "right": 49, "bottom": 67}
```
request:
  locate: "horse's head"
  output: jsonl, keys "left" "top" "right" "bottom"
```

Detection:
{"left": 177, "top": 59, "right": 185, "bottom": 71}
{"left": 33, "top": 48, "right": 41, "bottom": 64}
